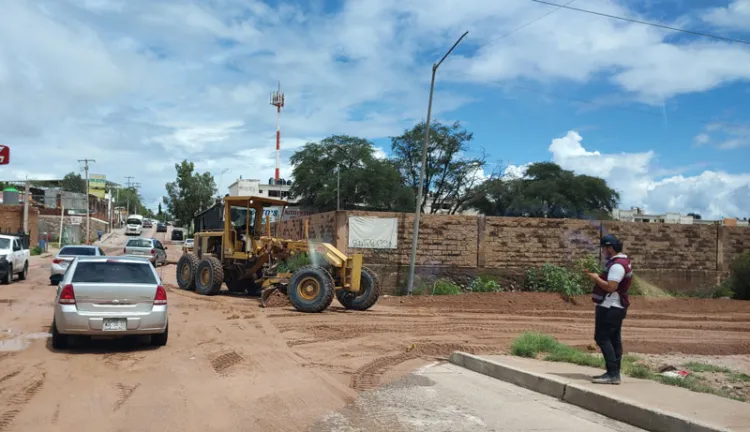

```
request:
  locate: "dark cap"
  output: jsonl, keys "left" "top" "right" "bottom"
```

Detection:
{"left": 600, "top": 234, "right": 620, "bottom": 247}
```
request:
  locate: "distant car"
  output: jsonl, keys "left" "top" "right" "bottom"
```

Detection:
{"left": 143, "top": 220, "right": 153, "bottom": 228}
{"left": 51, "top": 255, "right": 169, "bottom": 349}
{"left": 182, "top": 238, "right": 194, "bottom": 254}
{"left": 123, "top": 237, "right": 168, "bottom": 266}
{"left": 156, "top": 223, "right": 167, "bottom": 232}
{"left": 171, "top": 229, "right": 183, "bottom": 241}
{"left": 0, "top": 235, "right": 30, "bottom": 284}
{"left": 50, "top": 245, "right": 106, "bottom": 285}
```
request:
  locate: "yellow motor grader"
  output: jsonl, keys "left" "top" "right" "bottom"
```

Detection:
{"left": 175, "top": 196, "right": 380, "bottom": 313}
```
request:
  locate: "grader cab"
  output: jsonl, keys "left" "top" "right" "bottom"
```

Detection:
{"left": 175, "top": 196, "right": 380, "bottom": 313}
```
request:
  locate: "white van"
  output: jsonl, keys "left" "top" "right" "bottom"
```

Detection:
{"left": 125, "top": 215, "right": 144, "bottom": 236}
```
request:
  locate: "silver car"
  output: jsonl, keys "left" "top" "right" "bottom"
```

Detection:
{"left": 51, "top": 255, "right": 168, "bottom": 349}
{"left": 50, "top": 245, "right": 106, "bottom": 285}
{"left": 123, "top": 237, "right": 168, "bottom": 266}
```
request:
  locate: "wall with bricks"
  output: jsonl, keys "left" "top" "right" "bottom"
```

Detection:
{"left": 268, "top": 210, "right": 750, "bottom": 294}
{"left": 0, "top": 205, "right": 39, "bottom": 247}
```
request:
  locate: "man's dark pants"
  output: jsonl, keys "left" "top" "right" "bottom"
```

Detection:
{"left": 595, "top": 306, "right": 627, "bottom": 377}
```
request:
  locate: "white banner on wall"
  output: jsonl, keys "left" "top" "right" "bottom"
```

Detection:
{"left": 348, "top": 216, "right": 398, "bottom": 249}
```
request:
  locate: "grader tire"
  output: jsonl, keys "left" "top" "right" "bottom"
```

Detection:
{"left": 176, "top": 254, "right": 199, "bottom": 291}
{"left": 288, "top": 265, "right": 335, "bottom": 313}
{"left": 336, "top": 266, "right": 381, "bottom": 311}
{"left": 195, "top": 257, "right": 224, "bottom": 296}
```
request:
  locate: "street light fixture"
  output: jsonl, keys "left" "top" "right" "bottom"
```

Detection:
{"left": 406, "top": 31, "right": 469, "bottom": 296}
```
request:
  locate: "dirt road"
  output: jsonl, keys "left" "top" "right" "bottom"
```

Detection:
{"left": 1, "top": 229, "right": 750, "bottom": 431}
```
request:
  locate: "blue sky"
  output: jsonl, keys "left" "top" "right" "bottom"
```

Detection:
{"left": 1, "top": 0, "right": 749, "bottom": 218}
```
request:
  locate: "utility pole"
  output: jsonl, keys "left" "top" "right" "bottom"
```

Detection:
{"left": 132, "top": 182, "right": 141, "bottom": 215}
{"left": 124, "top": 176, "right": 134, "bottom": 217}
{"left": 336, "top": 164, "right": 341, "bottom": 211}
{"left": 406, "top": 31, "right": 468, "bottom": 296}
{"left": 22, "top": 175, "right": 29, "bottom": 237}
{"left": 78, "top": 158, "right": 96, "bottom": 244}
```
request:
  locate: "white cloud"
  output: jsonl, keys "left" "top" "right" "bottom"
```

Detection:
{"left": 1, "top": 0, "right": 749, "bottom": 214}
{"left": 543, "top": 131, "right": 750, "bottom": 219}
{"left": 703, "top": 0, "right": 750, "bottom": 32}
{"left": 692, "top": 122, "right": 750, "bottom": 150}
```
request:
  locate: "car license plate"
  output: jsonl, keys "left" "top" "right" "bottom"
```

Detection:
{"left": 103, "top": 318, "right": 126, "bottom": 331}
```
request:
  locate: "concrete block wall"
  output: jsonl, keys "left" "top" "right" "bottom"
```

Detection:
{"left": 270, "top": 210, "right": 750, "bottom": 294}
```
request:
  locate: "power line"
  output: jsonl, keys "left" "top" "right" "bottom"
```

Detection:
{"left": 528, "top": 0, "right": 750, "bottom": 46}
{"left": 486, "top": 0, "right": 577, "bottom": 45}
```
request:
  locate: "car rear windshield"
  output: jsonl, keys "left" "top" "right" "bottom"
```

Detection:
{"left": 71, "top": 261, "right": 157, "bottom": 284}
{"left": 60, "top": 247, "right": 96, "bottom": 256}
{"left": 127, "top": 239, "right": 152, "bottom": 248}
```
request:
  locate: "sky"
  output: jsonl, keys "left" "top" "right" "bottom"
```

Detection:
{"left": 1, "top": 0, "right": 749, "bottom": 219}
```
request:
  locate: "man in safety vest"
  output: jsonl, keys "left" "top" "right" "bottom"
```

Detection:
{"left": 586, "top": 234, "right": 632, "bottom": 384}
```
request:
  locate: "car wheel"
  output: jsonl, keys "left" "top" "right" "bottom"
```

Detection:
{"left": 3, "top": 265, "right": 12, "bottom": 284}
{"left": 19, "top": 262, "right": 28, "bottom": 281}
{"left": 151, "top": 325, "right": 168, "bottom": 346}
{"left": 51, "top": 320, "right": 69, "bottom": 350}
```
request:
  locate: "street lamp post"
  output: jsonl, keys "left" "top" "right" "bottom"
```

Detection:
{"left": 406, "top": 31, "right": 469, "bottom": 296}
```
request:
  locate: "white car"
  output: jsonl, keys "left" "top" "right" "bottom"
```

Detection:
{"left": 50, "top": 245, "right": 106, "bottom": 285}
{"left": 0, "top": 235, "right": 30, "bottom": 284}
{"left": 51, "top": 255, "right": 169, "bottom": 349}
{"left": 125, "top": 215, "right": 144, "bottom": 236}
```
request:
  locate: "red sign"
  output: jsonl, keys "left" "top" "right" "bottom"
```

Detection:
{"left": 0, "top": 145, "right": 8, "bottom": 165}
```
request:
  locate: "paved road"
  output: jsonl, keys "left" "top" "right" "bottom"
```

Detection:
{"left": 309, "top": 362, "right": 644, "bottom": 432}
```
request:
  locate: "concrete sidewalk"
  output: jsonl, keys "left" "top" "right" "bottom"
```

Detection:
{"left": 450, "top": 353, "right": 750, "bottom": 432}
{"left": 310, "top": 362, "right": 644, "bottom": 431}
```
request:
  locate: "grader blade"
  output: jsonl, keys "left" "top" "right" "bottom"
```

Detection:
{"left": 260, "top": 286, "right": 279, "bottom": 308}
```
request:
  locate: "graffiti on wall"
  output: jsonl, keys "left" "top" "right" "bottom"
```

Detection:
{"left": 348, "top": 216, "right": 398, "bottom": 249}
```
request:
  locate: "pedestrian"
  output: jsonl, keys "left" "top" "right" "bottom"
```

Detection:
{"left": 97, "top": 229, "right": 102, "bottom": 242}
{"left": 586, "top": 234, "right": 632, "bottom": 385}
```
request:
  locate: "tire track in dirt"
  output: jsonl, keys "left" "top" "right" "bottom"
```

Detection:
{"left": 0, "top": 372, "right": 46, "bottom": 431}
{"left": 349, "top": 343, "right": 493, "bottom": 391}
{"left": 113, "top": 383, "right": 140, "bottom": 412}
{"left": 211, "top": 351, "right": 244, "bottom": 375}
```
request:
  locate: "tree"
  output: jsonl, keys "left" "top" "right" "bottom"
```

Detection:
{"left": 390, "top": 121, "right": 487, "bottom": 214}
{"left": 162, "top": 160, "right": 217, "bottom": 227}
{"left": 467, "top": 162, "right": 619, "bottom": 219}
{"left": 157, "top": 203, "right": 163, "bottom": 218}
{"left": 289, "top": 135, "right": 413, "bottom": 212}
{"left": 114, "top": 187, "right": 145, "bottom": 215}
{"left": 61, "top": 172, "right": 86, "bottom": 193}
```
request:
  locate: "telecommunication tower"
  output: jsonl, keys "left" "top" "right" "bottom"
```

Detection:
{"left": 270, "top": 81, "right": 285, "bottom": 183}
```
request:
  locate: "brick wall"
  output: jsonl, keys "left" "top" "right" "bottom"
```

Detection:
{"left": 0, "top": 205, "right": 39, "bottom": 247}
{"left": 265, "top": 211, "right": 750, "bottom": 294}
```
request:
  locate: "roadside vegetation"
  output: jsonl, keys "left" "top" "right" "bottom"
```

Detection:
{"left": 510, "top": 332, "right": 748, "bottom": 402}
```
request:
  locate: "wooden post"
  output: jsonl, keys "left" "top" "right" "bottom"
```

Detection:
{"left": 304, "top": 218, "right": 309, "bottom": 240}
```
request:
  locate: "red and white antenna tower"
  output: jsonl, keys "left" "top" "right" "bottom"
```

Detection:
{"left": 270, "top": 81, "right": 285, "bottom": 183}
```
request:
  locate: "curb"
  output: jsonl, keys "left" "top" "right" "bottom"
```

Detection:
{"left": 449, "top": 352, "right": 729, "bottom": 432}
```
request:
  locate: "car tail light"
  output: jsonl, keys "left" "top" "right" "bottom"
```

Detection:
{"left": 154, "top": 285, "right": 167, "bottom": 305}
{"left": 59, "top": 284, "right": 76, "bottom": 305}
{"left": 123, "top": 247, "right": 127, "bottom": 253}
{"left": 53, "top": 258, "right": 62, "bottom": 264}
{"left": 150, "top": 248, "right": 155, "bottom": 255}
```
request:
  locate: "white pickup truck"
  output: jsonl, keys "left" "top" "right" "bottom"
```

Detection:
{"left": 0, "top": 234, "right": 30, "bottom": 284}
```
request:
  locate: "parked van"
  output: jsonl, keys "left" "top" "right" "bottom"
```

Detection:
{"left": 125, "top": 214, "right": 144, "bottom": 236}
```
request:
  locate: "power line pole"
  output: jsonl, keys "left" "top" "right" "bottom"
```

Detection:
{"left": 78, "top": 159, "right": 96, "bottom": 244}
{"left": 132, "top": 182, "right": 141, "bottom": 215}
{"left": 124, "top": 176, "right": 134, "bottom": 217}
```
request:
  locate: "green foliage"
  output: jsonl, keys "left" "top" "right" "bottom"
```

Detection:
{"left": 523, "top": 256, "right": 601, "bottom": 300}
{"left": 727, "top": 251, "right": 750, "bottom": 300}
{"left": 61, "top": 172, "right": 86, "bottom": 193}
{"left": 289, "top": 135, "right": 413, "bottom": 212}
{"left": 277, "top": 252, "right": 327, "bottom": 273}
{"left": 162, "top": 160, "right": 217, "bottom": 228}
{"left": 468, "top": 276, "right": 503, "bottom": 293}
{"left": 114, "top": 187, "right": 146, "bottom": 216}
{"left": 30, "top": 246, "right": 42, "bottom": 256}
{"left": 431, "top": 278, "right": 462, "bottom": 295}
{"left": 390, "top": 121, "right": 487, "bottom": 214}
{"left": 467, "top": 162, "right": 619, "bottom": 218}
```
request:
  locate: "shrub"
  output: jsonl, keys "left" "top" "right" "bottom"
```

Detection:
{"left": 468, "top": 276, "right": 503, "bottom": 293}
{"left": 277, "top": 252, "right": 326, "bottom": 273}
{"left": 30, "top": 246, "right": 42, "bottom": 256}
{"left": 431, "top": 278, "right": 462, "bottom": 295}
{"left": 524, "top": 255, "right": 598, "bottom": 299}
{"left": 728, "top": 251, "right": 750, "bottom": 300}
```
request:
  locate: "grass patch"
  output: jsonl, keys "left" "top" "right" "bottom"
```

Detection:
{"left": 431, "top": 278, "right": 462, "bottom": 296}
{"left": 683, "top": 362, "right": 731, "bottom": 374}
{"left": 510, "top": 332, "right": 748, "bottom": 402}
{"left": 469, "top": 276, "right": 503, "bottom": 293}
{"left": 630, "top": 275, "right": 672, "bottom": 297}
